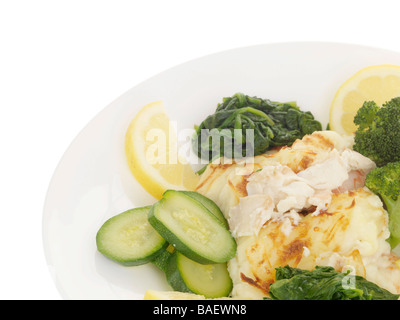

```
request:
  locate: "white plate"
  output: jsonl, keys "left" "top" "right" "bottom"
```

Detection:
{"left": 43, "top": 42, "right": 400, "bottom": 299}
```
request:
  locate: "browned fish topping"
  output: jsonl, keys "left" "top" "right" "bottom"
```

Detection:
{"left": 240, "top": 273, "right": 271, "bottom": 295}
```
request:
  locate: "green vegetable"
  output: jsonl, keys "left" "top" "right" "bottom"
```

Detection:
{"left": 268, "top": 265, "right": 400, "bottom": 300}
{"left": 148, "top": 190, "right": 237, "bottom": 264}
{"left": 163, "top": 251, "right": 233, "bottom": 298}
{"left": 179, "top": 190, "right": 229, "bottom": 228}
{"left": 353, "top": 97, "right": 400, "bottom": 167}
{"left": 96, "top": 207, "right": 167, "bottom": 266}
{"left": 96, "top": 190, "right": 235, "bottom": 297}
{"left": 192, "top": 93, "right": 322, "bottom": 161}
{"left": 365, "top": 162, "right": 400, "bottom": 248}
{"left": 151, "top": 244, "right": 174, "bottom": 272}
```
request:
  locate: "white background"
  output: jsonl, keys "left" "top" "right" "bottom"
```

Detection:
{"left": 2, "top": 0, "right": 400, "bottom": 300}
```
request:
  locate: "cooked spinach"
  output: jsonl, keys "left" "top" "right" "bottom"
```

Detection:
{"left": 192, "top": 93, "right": 322, "bottom": 161}
{"left": 268, "top": 265, "right": 400, "bottom": 300}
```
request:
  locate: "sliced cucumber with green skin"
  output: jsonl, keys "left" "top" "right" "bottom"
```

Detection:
{"left": 148, "top": 190, "right": 236, "bottom": 264}
{"left": 179, "top": 191, "right": 229, "bottom": 229}
{"left": 96, "top": 206, "right": 167, "bottom": 266}
{"left": 166, "top": 251, "right": 233, "bottom": 298}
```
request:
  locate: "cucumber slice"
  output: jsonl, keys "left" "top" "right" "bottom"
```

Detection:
{"left": 166, "top": 251, "right": 233, "bottom": 298}
{"left": 96, "top": 206, "right": 167, "bottom": 266}
{"left": 179, "top": 191, "right": 229, "bottom": 228}
{"left": 148, "top": 190, "right": 236, "bottom": 264}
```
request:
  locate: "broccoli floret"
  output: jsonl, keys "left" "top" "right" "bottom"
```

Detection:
{"left": 353, "top": 101, "right": 379, "bottom": 130}
{"left": 353, "top": 97, "right": 400, "bottom": 167}
{"left": 365, "top": 162, "right": 400, "bottom": 248}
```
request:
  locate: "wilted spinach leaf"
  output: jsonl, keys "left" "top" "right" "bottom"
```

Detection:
{"left": 192, "top": 93, "right": 322, "bottom": 161}
{"left": 268, "top": 265, "right": 400, "bottom": 300}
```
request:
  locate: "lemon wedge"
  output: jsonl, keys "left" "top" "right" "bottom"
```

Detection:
{"left": 329, "top": 64, "right": 400, "bottom": 135}
{"left": 125, "top": 101, "right": 199, "bottom": 199}
{"left": 144, "top": 289, "right": 244, "bottom": 300}
{"left": 144, "top": 289, "right": 208, "bottom": 300}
